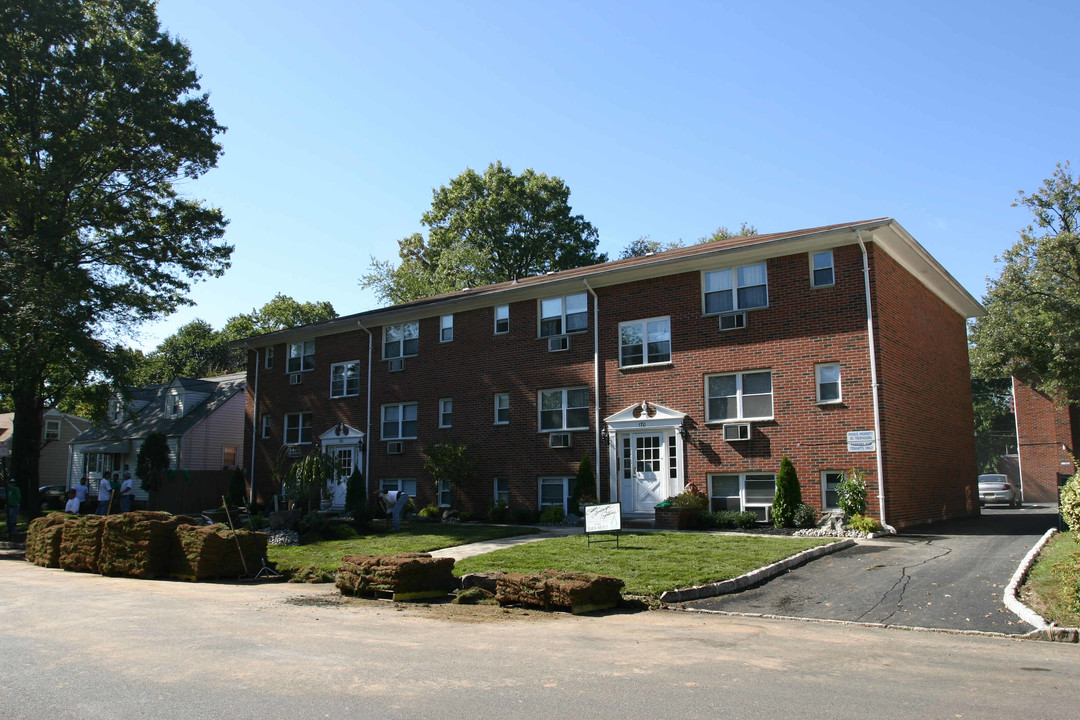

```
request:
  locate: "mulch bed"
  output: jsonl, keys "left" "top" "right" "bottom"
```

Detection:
{"left": 336, "top": 552, "right": 455, "bottom": 600}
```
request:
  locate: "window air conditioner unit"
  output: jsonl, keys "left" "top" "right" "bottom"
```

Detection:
{"left": 549, "top": 432, "right": 572, "bottom": 448}
{"left": 547, "top": 335, "right": 569, "bottom": 352}
{"left": 387, "top": 441, "right": 404, "bottom": 455}
{"left": 289, "top": 373, "right": 302, "bottom": 385}
{"left": 719, "top": 312, "right": 747, "bottom": 331}
{"left": 286, "top": 445, "right": 303, "bottom": 457}
{"left": 388, "top": 358, "right": 405, "bottom": 372}
{"left": 722, "top": 422, "right": 751, "bottom": 442}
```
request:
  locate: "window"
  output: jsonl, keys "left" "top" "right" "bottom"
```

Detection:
{"left": 494, "top": 393, "right": 509, "bottom": 424}
{"left": 495, "top": 305, "right": 509, "bottom": 334}
{"left": 110, "top": 397, "right": 124, "bottom": 424}
{"left": 382, "top": 402, "right": 417, "bottom": 440}
{"left": 284, "top": 412, "right": 313, "bottom": 445}
{"left": 619, "top": 317, "right": 671, "bottom": 367}
{"left": 438, "top": 479, "right": 451, "bottom": 507}
{"left": 44, "top": 419, "right": 60, "bottom": 441}
{"left": 539, "top": 388, "right": 589, "bottom": 431}
{"left": 165, "top": 392, "right": 182, "bottom": 418}
{"left": 222, "top": 446, "right": 237, "bottom": 468}
{"left": 811, "top": 250, "right": 835, "bottom": 287}
{"left": 703, "top": 262, "right": 768, "bottom": 314}
{"left": 494, "top": 477, "right": 509, "bottom": 504}
{"left": 706, "top": 370, "right": 773, "bottom": 422}
{"left": 816, "top": 363, "right": 841, "bottom": 404}
{"left": 287, "top": 340, "right": 315, "bottom": 373}
{"left": 261, "top": 415, "right": 272, "bottom": 439}
{"left": 822, "top": 471, "right": 844, "bottom": 509}
{"left": 539, "top": 293, "right": 587, "bottom": 337}
{"left": 539, "top": 476, "right": 570, "bottom": 511}
{"left": 380, "top": 478, "right": 417, "bottom": 497}
{"left": 440, "top": 315, "right": 453, "bottom": 343}
{"left": 383, "top": 322, "right": 419, "bottom": 359}
{"left": 439, "top": 398, "right": 453, "bottom": 428}
{"left": 264, "top": 346, "right": 274, "bottom": 370}
{"left": 709, "top": 473, "right": 776, "bottom": 522}
{"left": 330, "top": 361, "right": 361, "bottom": 398}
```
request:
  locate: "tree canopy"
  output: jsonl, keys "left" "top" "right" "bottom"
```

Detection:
{"left": 361, "top": 162, "right": 606, "bottom": 304}
{"left": 618, "top": 223, "right": 758, "bottom": 259}
{"left": 969, "top": 163, "right": 1080, "bottom": 402}
{"left": 0, "top": 0, "right": 231, "bottom": 502}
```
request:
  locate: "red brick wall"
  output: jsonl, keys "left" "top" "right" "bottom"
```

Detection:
{"left": 1013, "top": 379, "right": 1075, "bottom": 502}
{"left": 871, "top": 247, "right": 979, "bottom": 528}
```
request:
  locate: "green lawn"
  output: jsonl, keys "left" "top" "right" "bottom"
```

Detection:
{"left": 267, "top": 522, "right": 539, "bottom": 575}
{"left": 1021, "top": 531, "right": 1080, "bottom": 627}
{"left": 455, "top": 531, "right": 834, "bottom": 597}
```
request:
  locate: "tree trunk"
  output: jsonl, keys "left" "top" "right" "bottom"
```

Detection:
{"left": 11, "top": 383, "right": 44, "bottom": 521}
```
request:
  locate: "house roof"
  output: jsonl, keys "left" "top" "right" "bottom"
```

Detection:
{"left": 72, "top": 372, "right": 246, "bottom": 448}
{"left": 235, "top": 218, "right": 984, "bottom": 347}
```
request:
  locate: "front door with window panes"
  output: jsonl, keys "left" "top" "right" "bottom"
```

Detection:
{"left": 632, "top": 433, "right": 665, "bottom": 512}
{"left": 329, "top": 447, "right": 353, "bottom": 508}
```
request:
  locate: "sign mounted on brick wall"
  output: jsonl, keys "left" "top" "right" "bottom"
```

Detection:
{"left": 847, "top": 430, "right": 876, "bottom": 453}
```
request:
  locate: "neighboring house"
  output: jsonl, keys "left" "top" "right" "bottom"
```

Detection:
{"left": 69, "top": 373, "right": 246, "bottom": 507}
{"left": 238, "top": 219, "right": 983, "bottom": 530}
{"left": 0, "top": 410, "right": 92, "bottom": 495}
{"left": 1011, "top": 377, "right": 1077, "bottom": 503}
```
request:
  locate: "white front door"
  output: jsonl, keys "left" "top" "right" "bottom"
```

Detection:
{"left": 632, "top": 433, "right": 665, "bottom": 512}
{"left": 329, "top": 447, "right": 354, "bottom": 508}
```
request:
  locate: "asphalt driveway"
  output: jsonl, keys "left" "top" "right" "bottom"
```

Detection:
{"left": 677, "top": 505, "right": 1059, "bottom": 633}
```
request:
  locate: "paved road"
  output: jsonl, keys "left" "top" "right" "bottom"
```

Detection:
{"left": 678, "top": 506, "right": 1058, "bottom": 633}
{"left": 2, "top": 552, "right": 1079, "bottom": 720}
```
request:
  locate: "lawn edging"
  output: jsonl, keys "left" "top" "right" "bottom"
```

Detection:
{"left": 1007, "top": 527, "right": 1080, "bottom": 642}
{"left": 659, "top": 538, "right": 855, "bottom": 603}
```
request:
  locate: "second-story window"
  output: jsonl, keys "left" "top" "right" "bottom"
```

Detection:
{"left": 539, "top": 293, "right": 587, "bottom": 337}
{"left": 44, "top": 419, "right": 60, "bottom": 441}
{"left": 287, "top": 340, "right": 315, "bottom": 373}
{"left": 165, "top": 392, "right": 182, "bottom": 418}
{"left": 382, "top": 402, "right": 418, "bottom": 440}
{"left": 284, "top": 412, "right": 312, "bottom": 444}
{"left": 495, "top": 305, "right": 509, "bottom": 334}
{"left": 539, "top": 388, "right": 589, "bottom": 431}
{"left": 439, "top": 398, "right": 453, "bottom": 428}
{"left": 384, "top": 322, "right": 419, "bottom": 359}
{"left": 703, "top": 263, "right": 768, "bottom": 314}
{"left": 330, "top": 361, "right": 361, "bottom": 398}
{"left": 440, "top": 315, "right": 454, "bottom": 342}
{"left": 619, "top": 317, "right": 671, "bottom": 367}
{"left": 705, "top": 370, "right": 773, "bottom": 422}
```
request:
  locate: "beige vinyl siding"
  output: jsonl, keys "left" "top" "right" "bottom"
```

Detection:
{"left": 179, "top": 392, "right": 246, "bottom": 471}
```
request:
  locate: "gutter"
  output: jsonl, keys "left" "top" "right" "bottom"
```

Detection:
{"left": 583, "top": 278, "right": 602, "bottom": 501}
{"left": 356, "top": 321, "right": 374, "bottom": 496}
{"left": 249, "top": 348, "right": 260, "bottom": 505}
{"left": 856, "top": 230, "right": 894, "bottom": 532}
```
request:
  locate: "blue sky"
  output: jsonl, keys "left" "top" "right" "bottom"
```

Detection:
{"left": 139, "top": 0, "right": 1079, "bottom": 350}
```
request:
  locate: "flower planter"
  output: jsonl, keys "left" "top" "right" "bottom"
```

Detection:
{"left": 654, "top": 506, "right": 701, "bottom": 530}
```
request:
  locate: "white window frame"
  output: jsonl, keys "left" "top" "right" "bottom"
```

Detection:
{"left": 619, "top": 316, "right": 672, "bottom": 367}
{"left": 439, "top": 398, "right": 453, "bottom": 428}
{"left": 381, "top": 402, "right": 418, "bottom": 440}
{"left": 494, "top": 477, "right": 509, "bottom": 504}
{"left": 284, "top": 412, "right": 313, "bottom": 445}
{"left": 330, "top": 360, "right": 361, "bottom": 398}
{"left": 538, "top": 292, "right": 588, "bottom": 338}
{"left": 705, "top": 370, "right": 773, "bottom": 422}
{"left": 110, "top": 397, "right": 124, "bottom": 424}
{"left": 383, "top": 322, "right": 419, "bottom": 360}
{"left": 538, "top": 387, "right": 589, "bottom": 432}
{"left": 440, "top": 314, "right": 453, "bottom": 343}
{"left": 287, "top": 340, "right": 315, "bottom": 373}
{"left": 702, "top": 262, "right": 769, "bottom": 315}
{"left": 810, "top": 250, "right": 835, "bottom": 288}
{"left": 380, "top": 478, "right": 417, "bottom": 497}
{"left": 261, "top": 415, "right": 272, "bottom": 439}
{"left": 438, "top": 478, "right": 451, "bottom": 507}
{"left": 494, "top": 305, "right": 509, "bottom": 334}
{"left": 538, "top": 476, "right": 571, "bottom": 511}
{"left": 815, "top": 362, "right": 842, "bottom": 404}
{"left": 264, "top": 346, "right": 274, "bottom": 370}
{"left": 708, "top": 473, "right": 776, "bottom": 521}
{"left": 44, "top": 419, "right": 61, "bottom": 441}
{"left": 165, "top": 392, "right": 182, "bottom": 418}
{"left": 822, "top": 470, "right": 844, "bottom": 510}
{"left": 494, "top": 393, "right": 509, "bottom": 425}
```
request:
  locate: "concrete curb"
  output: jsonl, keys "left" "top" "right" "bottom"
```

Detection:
{"left": 1004, "top": 527, "right": 1080, "bottom": 643}
{"left": 659, "top": 538, "right": 855, "bottom": 603}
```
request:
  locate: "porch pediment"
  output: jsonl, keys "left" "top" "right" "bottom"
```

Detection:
{"left": 604, "top": 401, "right": 687, "bottom": 429}
{"left": 318, "top": 423, "right": 364, "bottom": 444}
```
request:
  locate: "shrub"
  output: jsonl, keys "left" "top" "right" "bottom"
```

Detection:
{"left": 512, "top": 508, "right": 539, "bottom": 524}
{"left": 837, "top": 468, "right": 868, "bottom": 518}
{"left": 488, "top": 499, "right": 508, "bottom": 523}
{"left": 418, "top": 504, "right": 441, "bottom": 519}
{"left": 1060, "top": 470, "right": 1080, "bottom": 532}
{"left": 248, "top": 514, "right": 269, "bottom": 531}
{"left": 458, "top": 511, "right": 475, "bottom": 522}
{"left": 793, "top": 503, "right": 817, "bottom": 529}
{"left": 734, "top": 511, "right": 759, "bottom": 529}
{"left": 772, "top": 456, "right": 802, "bottom": 528}
{"left": 570, "top": 454, "right": 596, "bottom": 515}
{"left": 539, "top": 505, "right": 566, "bottom": 524}
{"left": 702, "top": 510, "right": 759, "bottom": 530}
{"left": 226, "top": 468, "right": 247, "bottom": 507}
{"left": 668, "top": 485, "right": 708, "bottom": 509}
{"left": 298, "top": 530, "right": 324, "bottom": 545}
{"left": 847, "top": 514, "right": 881, "bottom": 533}
{"left": 344, "top": 469, "right": 366, "bottom": 517}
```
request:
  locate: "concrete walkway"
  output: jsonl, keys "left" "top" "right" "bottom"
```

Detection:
{"left": 428, "top": 525, "right": 583, "bottom": 560}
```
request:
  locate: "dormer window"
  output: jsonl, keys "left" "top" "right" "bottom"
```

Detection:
{"left": 165, "top": 392, "right": 183, "bottom": 418}
{"left": 110, "top": 397, "right": 124, "bottom": 424}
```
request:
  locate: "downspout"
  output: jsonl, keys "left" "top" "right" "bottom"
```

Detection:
{"left": 856, "top": 230, "right": 893, "bottom": 532}
{"left": 583, "top": 279, "right": 602, "bottom": 501}
{"left": 356, "top": 321, "right": 374, "bottom": 496}
{"left": 248, "top": 347, "right": 260, "bottom": 505}
{"left": 1010, "top": 375, "right": 1025, "bottom": 502}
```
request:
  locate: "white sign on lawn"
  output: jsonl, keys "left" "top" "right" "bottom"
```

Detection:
{"left": 847, "top": 430, "right": 876, "bottom": 453}
{"left": 584, "top": 502, "right": 621, "bottom": 533}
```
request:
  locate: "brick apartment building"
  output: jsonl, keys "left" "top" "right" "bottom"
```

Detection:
{"left": 239, "top": 218, "right": 984, "bottom": 529}
{"left": 1011, "top": 378, "right": 1078, "bottom": 503}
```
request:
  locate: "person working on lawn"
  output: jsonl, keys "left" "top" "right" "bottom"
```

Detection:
{"left": 376, "top": 489, "right": 409, "bottom": 531}
{"left": 65, "top": 489, "right": 81, "bottom": 514}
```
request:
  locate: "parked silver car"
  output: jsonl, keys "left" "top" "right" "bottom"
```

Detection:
{"left": 978, "top": 474, "right": 1022, "bottom": 508}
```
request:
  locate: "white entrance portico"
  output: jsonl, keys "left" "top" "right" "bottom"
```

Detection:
{"left": 604, "top": 402, "right": 688, "bottom": 515}
{"left": 318, "top": 423, "right": 364, "bottom": 510}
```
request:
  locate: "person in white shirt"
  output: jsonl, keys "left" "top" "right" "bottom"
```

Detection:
{"left": 376, "top": 489, "right": 409, "bottom": 531}
{"left": 73, "top": 477, "right": 89, "bottom": 510}
{"left": 97, "top": 472, "right": 114, "bottom": 515}
{"left": 64, "top": 490, "right": 81, "bottom": 514}
{"left": 119, "top": 473, "right": 135, "bottom": 513}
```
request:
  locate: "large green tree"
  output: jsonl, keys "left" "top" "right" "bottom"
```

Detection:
{"left": 361, "top": 162, "right": 605, "bottom": 303}
{"left": 0, "top": 0, "right": 231, "bottom": 514}
{"left": 970, "top": 163, "right": 1080, "bottom": 402}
